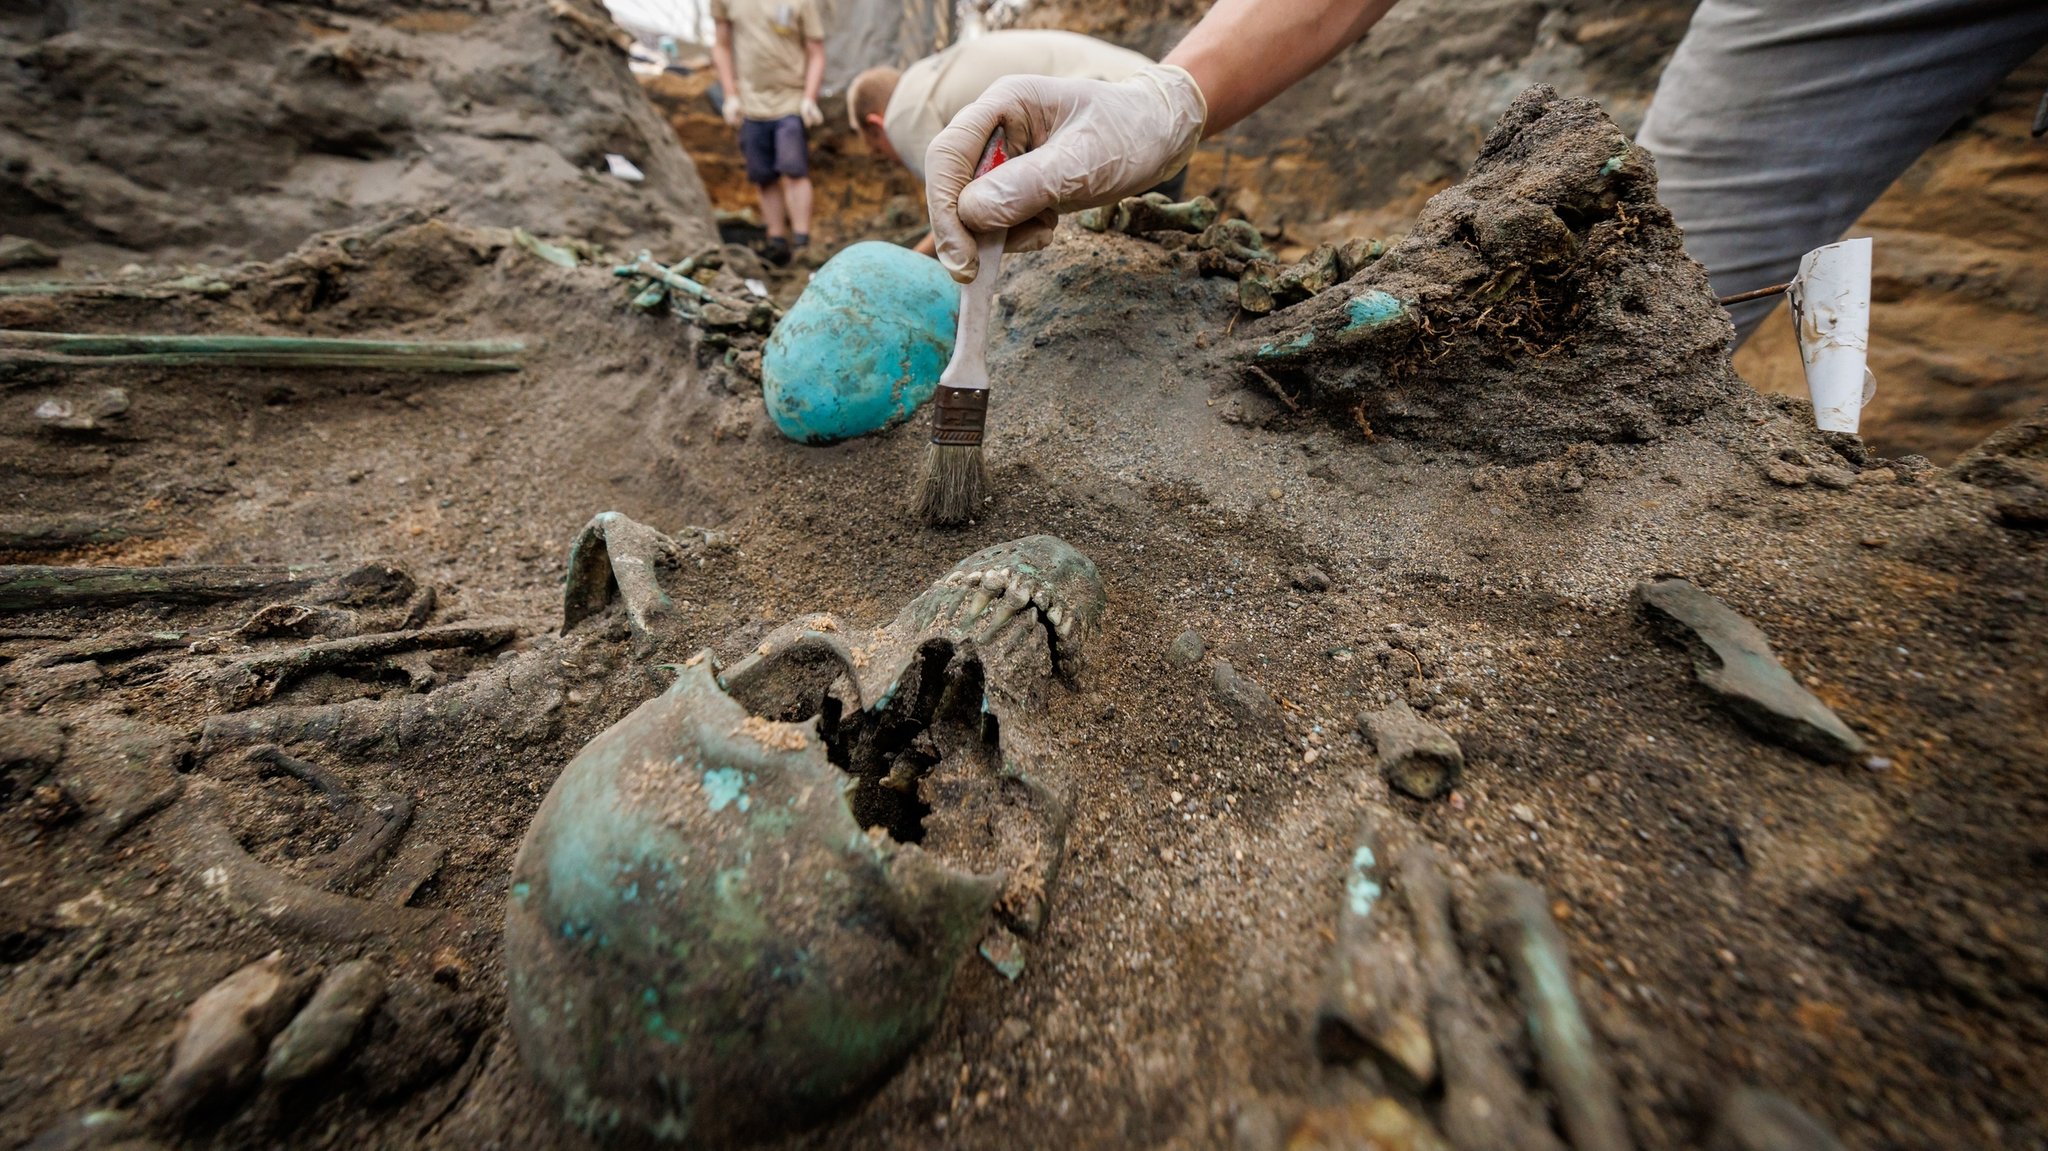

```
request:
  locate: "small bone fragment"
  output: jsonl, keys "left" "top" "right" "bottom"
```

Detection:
{"left": 1112, "top": 194, "right": 1218, "bottom": 235}
{"left": 1314, "top": 810, "right": 1435, "bottom": 1088}
{"left": 1278, "top": 244, "right": 1342, "bottom": 301}
{"left": 1482, "top": 875, "right": 1633, "bottom": 1151}
{"left": 1360, "top": 701, "right": 1463, "bottom": 800}
{"left": 151, "top": 953, "right": 306, "bottom": 1119}
{"left": 1336, "top": 237, "right": 1387, "bottom": 280}
{"left": 262, "top": 960, "right": 387, "bottom": 1085}
{"left": 1240, "top": 261, "right": 1279, "bottom": 314}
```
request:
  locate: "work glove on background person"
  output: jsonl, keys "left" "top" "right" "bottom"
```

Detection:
{"left": 722, "top": 96, "right": 745, "bottom": 127}
{"left": 924, "top": 64, "right": 1208, "bottom": 282}
{"left": 800, "top": 98, "right": 824, "bottom": 129}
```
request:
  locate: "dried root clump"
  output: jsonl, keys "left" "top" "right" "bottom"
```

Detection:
{"left": 1240, "top": 85, "right": 1745, "bottom": 462}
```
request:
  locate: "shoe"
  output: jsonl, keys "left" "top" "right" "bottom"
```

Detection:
{"left": 763, "top": 237, "right": 791, "bottom": 267}
{"left": 792, "top": 233, "right": 810, "bottom": 251}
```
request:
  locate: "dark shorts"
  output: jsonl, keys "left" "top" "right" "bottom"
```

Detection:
{"left": 740, "top": 115, "right": 808, "bottom": 185}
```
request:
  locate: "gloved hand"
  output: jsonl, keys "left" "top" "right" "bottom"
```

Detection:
{"left": 799, "top": 98, "right": 824, "bottom": 129}
{"left": 722, "top": 95, "right": 745, "bottom": 127}
{"left": 924, "top": 63, "right": 1207, "bottom": 282}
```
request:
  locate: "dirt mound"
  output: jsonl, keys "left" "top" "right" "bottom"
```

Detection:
{"left": 1238, "top": 86, "right": 1740, "bottom": 461}
{"left": 0, "top": 0, "right": 713, "bottom": 264}
{"left": 1005, "top": 1, "right": 2046, "bottom": 465}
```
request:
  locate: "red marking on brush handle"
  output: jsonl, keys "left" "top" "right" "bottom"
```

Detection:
{"left": 974, "top": 130, "right": 1008, "bottom": 179}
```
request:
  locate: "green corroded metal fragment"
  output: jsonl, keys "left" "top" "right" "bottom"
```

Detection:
{"left": 1345, "top": 290, "right": 1408, "bottom": 330}
{"left": 1257, "top": 330, "right": 1315, "bottom": 360}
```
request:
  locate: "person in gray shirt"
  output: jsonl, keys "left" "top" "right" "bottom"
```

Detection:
{"left": 921, "top": 0, "right": 2048, "bottom": 344}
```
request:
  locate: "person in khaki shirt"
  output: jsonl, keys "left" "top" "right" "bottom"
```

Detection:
{"left": 711, "top": 0, "right": 826, "bottom": 265}
{"left": 847, "top": 30, "right": 1169, "bottom": 255}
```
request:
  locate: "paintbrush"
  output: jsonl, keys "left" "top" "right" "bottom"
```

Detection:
{"left": 915, "top": 130, "right": 1009, "bottom": 526}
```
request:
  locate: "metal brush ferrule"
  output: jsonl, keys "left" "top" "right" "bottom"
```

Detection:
{"left": 929, "top": 385, "right": 988, "bottom": 446}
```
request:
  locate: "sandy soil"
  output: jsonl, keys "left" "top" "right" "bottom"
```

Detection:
{"left": 2, "top": 80, "right": 2045, "bottom": 1151}
{"left": 1, "top": 4, "right": 2046, "bottom": 1150}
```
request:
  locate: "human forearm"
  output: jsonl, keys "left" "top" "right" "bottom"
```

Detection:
{"left": 711, "top": 25, "right": 738, "bottom": 101}
{"left": 802, "top": 41, "right": 825, "bottom": 104}
{"left": 1165, "top": 0, "right": 1400, "bottom": 134}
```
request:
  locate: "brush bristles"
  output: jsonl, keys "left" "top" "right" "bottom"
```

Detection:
{"left": 914, "top": 443, "right": 988, "bottom": 525}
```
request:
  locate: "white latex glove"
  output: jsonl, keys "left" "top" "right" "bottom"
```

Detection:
{"left": 721, "top": 95, "right": 745, "bottom": 127}
{"left": 799, "top": 98, "right": 824, "bottom": 129}
{"left": 924, "top": 63, "right": 1207, "bottom": 282}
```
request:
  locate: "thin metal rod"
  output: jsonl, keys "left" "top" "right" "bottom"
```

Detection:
{"left": 1716, "top": 281, "right": 1791, "bottom": 307}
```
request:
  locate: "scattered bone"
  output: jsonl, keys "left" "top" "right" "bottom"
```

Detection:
{"left": 149, "top": 952, "right": 308, "bottom": 1121}
{"left": 1637, "top": 579, "right": 1866, "bottom": 763}
{"left": 33, "top": 388, "right": 129, "bottom": 432}
{"left": 371, "top": 840, "right": 447, "bottom": 906}
{"left": 1482, "top": 875, "right": 1633, "bottom": 1151}
{"left": 262, "top": 960, "right": 387, "bottom": 1086}
{"left": 1077, "top": 193, "right": 1218, "bottom": 235}
{"left": 1402, "top": 846, "right": 1564, "bottom": 1151}
{"left": 235, "top": 602, "right": 361, "bottom": 640}
{"left": 20, "top": 630, "right": 188, "bottom": 670}
{"left": 0, "top": 562, "right": 357, "bottom": 613}
{"left": 210, "top": 620, "right": 517, "bottom": 710}
{"left": 1314, "top": 810, "right": 1435, "bottom": 1089}
{"left": 560, "top": 511, "right": 686, "bottom": 652}
{"left": 174, "top": 780, "right": 443, "bottom": 942}
{"left": 1360, "top": 701, "right": 1464, "bottom": 800}
{"left": 244, "top": 746, "right": 413, "bottom": 892}
{"left": 1707, "top": 1087, "right": 1847, "bottom": 1151}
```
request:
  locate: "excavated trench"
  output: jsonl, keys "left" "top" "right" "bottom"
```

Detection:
{"left": 1, "top": 5, "right": 2046, "bottom": 1151}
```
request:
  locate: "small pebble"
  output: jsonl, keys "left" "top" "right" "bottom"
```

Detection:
{"left": 1864, "top": 756, "right": 1893, "bottom": 772}
{"left": 1290, "top": 565, "right": 1333, "bottom": 592}
{"left": 1510, "top": 803, "right": 1537, "bottom": 825}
